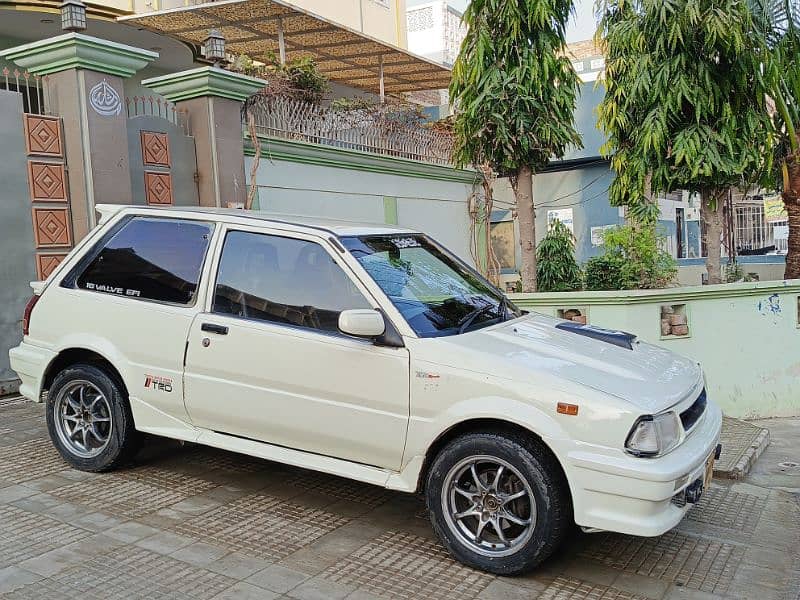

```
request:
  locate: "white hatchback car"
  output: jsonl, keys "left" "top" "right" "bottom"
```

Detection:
{"left": 10, "top": 205, "right": 722, "bottom": 575}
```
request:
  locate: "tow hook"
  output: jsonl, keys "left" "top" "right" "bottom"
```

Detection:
{"left": 684, "top": 479, "right": 704, "bottom": 504}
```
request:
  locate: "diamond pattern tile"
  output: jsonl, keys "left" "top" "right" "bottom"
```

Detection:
{"left": 144, "top": 171, "right": 173, "bottom": 205}
{"left": 35, "top": 253, "right": 67, "bottom": 280}
{"left": 173, "top": 492, "right": 350, "bottom": 560}
{"left": 32, "top": 207, "right": 71, "bottom": 248}
{"left": 284, "top": 469, "right": 391, "bottom": 507}
{"left": 141, "top": 130, "right": 171, "bottom": 166}
{"left": 686, "top": 483, "right": 767, "bottom": 533}
{"left": 539, "top": 576, "right": 651, "bottom": 600}
{"left": 24, "top": 114, "right": 62, "bottom": 157}
{"left": 28, "top": 161, "right": 66, "bottom": 202}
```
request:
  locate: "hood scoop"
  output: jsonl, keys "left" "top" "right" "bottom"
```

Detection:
{"left": 555, "top": 321, "right": 637, "bottom": 350}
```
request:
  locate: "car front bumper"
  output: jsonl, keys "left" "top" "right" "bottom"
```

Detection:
{"left": 550, "top": 400, "right": 723, "bottom": 537}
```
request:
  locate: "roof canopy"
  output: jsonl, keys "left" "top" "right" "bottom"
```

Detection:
{"left": 119, "top": 0, "right": 452, "bottom": 95}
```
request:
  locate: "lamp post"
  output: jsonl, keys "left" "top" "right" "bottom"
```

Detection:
{"left": 204, "top": 29, "right": 226, "bottom": 66}
{"left": 60, "top": 0, "right": 87, "bottom": 32}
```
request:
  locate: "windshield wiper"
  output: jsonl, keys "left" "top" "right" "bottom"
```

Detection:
{"left": 456, "top": 303, "right": 494, "bottom": 334}
{"left": 498, "top": 295, "right": 509, "bottom": 322}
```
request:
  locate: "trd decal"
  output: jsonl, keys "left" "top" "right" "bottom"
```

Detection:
{"left": 144, "top": 374, "right": 173, "bottom": 393}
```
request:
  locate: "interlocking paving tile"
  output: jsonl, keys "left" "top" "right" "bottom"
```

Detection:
{"left": 177, "top": 446, "right": 270, "bottom": 474}
{"left": 50, "top": 470, "right": 217, "bottom": 519}
{"left": 3, "top": 546, "right": 236, "bottom": 599}
{"left": 539, "top": 576, "right": 651, "bottom": 599}
{"left": 0, "top": 505, "right": 85, "bottom": 568}
{"left": 173, "top": 492, "right": 350, "bottom": 561}
{"left": 686, "top": 483, "right": 767, "bottom": 533}
{"left": 579, "top": 530, "right": 744, "bottom": 595}
{"left": 319, "top": 530, "right": 494, "bottom": 599}
{"left": 0, "top": 439, "right": 68, "bottom": 484}
{"left": 0, "top": 395, "right": 30, "bottom": 408}
{"left": 284, "top": 469, "right": 391, "bottom": 508}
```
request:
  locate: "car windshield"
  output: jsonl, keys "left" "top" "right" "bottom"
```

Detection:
{"left": 341, "top": 234, "right": 521, "bottom": 337}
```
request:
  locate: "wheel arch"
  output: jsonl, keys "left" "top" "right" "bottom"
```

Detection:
{"left": 415, "top": 418, "right": 572, "bottom": 509}
{"left": 42, "top": 347, "right": 129, "bottom": 400}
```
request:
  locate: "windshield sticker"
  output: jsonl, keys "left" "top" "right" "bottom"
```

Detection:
{"left": 390, "top": 237, "right": 421, "bottom": 249}
{"left": 85, "top": 282, "right": 141, "bottom": 297}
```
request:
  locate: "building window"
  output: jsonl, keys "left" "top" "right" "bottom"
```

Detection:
{"left": 407, "top": 6, "right": 435, "bottom": 32}
{"left": 736, "top": 203, "right": 787, "bottom": 255}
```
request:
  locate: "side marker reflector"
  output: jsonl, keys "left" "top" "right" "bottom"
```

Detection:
{"left": 557, "top": 402, "right": 579, "bottom": 416}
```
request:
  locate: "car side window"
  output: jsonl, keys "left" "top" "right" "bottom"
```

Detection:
{"left": 212, "top": 230, "right": 371, "bottom": 333}
{"left": 76, "top": 217, "right": 212, "bottom": 305}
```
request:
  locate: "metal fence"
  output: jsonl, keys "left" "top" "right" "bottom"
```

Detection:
{"left": 246, "top": 96, "right": 454, "bottom": 166}
{"left": 126, "top": 95, "right": 192, "bottom": 135}
{"left": 735, "top": 203, "right": 788, "bottom": 255}
{"left": 0, "top": 64, "right": 46, "bottom": 114}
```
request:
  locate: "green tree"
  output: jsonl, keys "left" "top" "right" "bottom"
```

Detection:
{"left": 753, "top": 0, "right": 800, "bottom": 278}
{"left": 597, "top": 0, "right": 775, "bottom": 284}
{"left": 536, "top": 219, "right": 583, "bottom": 291}
{"left": 450, "top": 0, "right": 582, "bottom": 292}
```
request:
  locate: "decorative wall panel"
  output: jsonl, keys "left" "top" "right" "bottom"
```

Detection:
{"left": 27, "top": 161, "right": 67, "bottom": 202}
{"left": 32, "top": 207, "right": 72, "bottom": 248}
{"left": 141, "top": 130, "right": 170, "bottom": 167}
{"left": 35, "top": 254, "right": 67, "bottom": 280}
{"left": 24, "top": 115, "right": 63, "bottom": 157}
{"left": 144, "top": 171, "right": 173, "bottom": 204}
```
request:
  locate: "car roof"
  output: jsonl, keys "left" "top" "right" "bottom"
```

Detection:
{"left": 95, "top": 204, "right": 421, "bottom": 237}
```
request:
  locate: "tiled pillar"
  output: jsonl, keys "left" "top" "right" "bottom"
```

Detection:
{"left": 0, "top": 33, "right": 157, "bottom": 240}
{"left": 142, "top": 67, "right": 266, "bottom": 208}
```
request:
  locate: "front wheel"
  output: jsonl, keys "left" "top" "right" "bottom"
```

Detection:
{"left": 425, "top": 432, "right": 571, "bottom": 575}
{"left": 46, "top": 364, "right": 140, "bottom": 472}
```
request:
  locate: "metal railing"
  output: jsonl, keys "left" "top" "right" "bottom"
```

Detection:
{"left": 246, "top": 96, "right": 454, "bottom": 166}
{"left": 126, "top": 95, "right": 192, "bottom": 135}
{"left": 735, "top": 203, "right": 788, "bottom": 255}
{"left": 0, "top": 64, "right": 46, "bottom": 114}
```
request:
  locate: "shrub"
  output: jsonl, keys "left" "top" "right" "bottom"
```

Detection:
{"left": 585, "top": 225, "right": 677, "bottom": 290}
{"left": 584, "top": 253, "right": 632, "bottom": 290}
{"left": 536, "top": 220, "right": 583, "bottom": 292}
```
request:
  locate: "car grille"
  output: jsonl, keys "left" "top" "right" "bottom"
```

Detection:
{"left": 680, "top": 388, "right": 707, "bottom": 431}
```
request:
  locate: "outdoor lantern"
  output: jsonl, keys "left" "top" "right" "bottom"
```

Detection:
{"left": 204, "top": 29, "right": 226, "bottom": 64}
{"left": 60, "top": 0, "right": 87, "bottom": 32}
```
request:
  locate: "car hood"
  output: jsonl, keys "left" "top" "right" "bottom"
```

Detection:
{"left": 442, "top": 313, "right": 702, "bottom": 413}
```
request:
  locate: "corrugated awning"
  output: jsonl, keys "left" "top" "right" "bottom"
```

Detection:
{"left": 119, "top": 0, "right": 452, "bottom": 95}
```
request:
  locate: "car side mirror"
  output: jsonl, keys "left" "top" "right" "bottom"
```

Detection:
{"left": 338, "top": 309, "right": 386, "bottom": 338}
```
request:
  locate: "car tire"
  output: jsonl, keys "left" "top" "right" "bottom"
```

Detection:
{"left": 425, "top": 431, "right": 571, "bottom": 575}
{"left": 46, "top": 364, "right": 140, "bottom": 472}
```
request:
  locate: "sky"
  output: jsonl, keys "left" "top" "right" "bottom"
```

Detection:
{"left": 406, "top": 0, "right": 598, "bottom": 43}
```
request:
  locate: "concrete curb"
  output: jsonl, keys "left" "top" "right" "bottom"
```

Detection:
{"left": 714, "top": 418, "right": 771, "bottom": 480}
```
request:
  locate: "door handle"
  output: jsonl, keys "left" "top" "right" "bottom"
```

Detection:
{"left": 201, "top": 322, "right": 228, "bottom": 335}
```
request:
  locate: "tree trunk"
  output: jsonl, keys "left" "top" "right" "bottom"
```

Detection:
{"left": 515, "top": 165, "right": 537, "bottom": 292}
{"left": 702, "top": 191, "right": 724, "bottom": 285}
{"left": 245, "top": 110, "right": 260, "bottom": 210}
{"left": 783, "top": 153, "right": 800, "bottom": 279}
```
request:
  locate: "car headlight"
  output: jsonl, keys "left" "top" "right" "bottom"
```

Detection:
{"left": 625, "top": 412, "right": 682, "bottom": 457}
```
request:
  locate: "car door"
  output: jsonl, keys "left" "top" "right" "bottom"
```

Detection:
{"left": 182, "top": 225, "right": 411, "bottom": 470}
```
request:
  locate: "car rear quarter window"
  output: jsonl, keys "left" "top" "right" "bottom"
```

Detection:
{"left": 75, "top": 217, "right": 212, "bottom": 305}
{"left": 212, "top": 230, "right": 370, "bottom": 333}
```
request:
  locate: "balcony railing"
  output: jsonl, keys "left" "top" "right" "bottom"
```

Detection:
{"left": 245, "top": 96, "right": 454, "bottom": 166}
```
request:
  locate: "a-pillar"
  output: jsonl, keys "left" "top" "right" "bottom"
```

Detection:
{"left": 0, "top": 33, "right": 157, "bottom": 240}
{"left": 142, "top": 67, "right": 266, "bottom": 208}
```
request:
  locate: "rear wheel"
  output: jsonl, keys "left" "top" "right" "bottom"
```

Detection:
{"left": 425, "top": 432, "right": 570, "bottom": 575}
{"left": 46, "top": 364, "right": 140, "bottom": 471}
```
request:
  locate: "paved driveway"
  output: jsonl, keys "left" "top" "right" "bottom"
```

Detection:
{"left": 0, "top": 397, "right": 798, "bottom": 600}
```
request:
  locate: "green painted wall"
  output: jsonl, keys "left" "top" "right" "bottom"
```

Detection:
{"left": 510, "top": 280, "right": 800, "bottom": 418}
